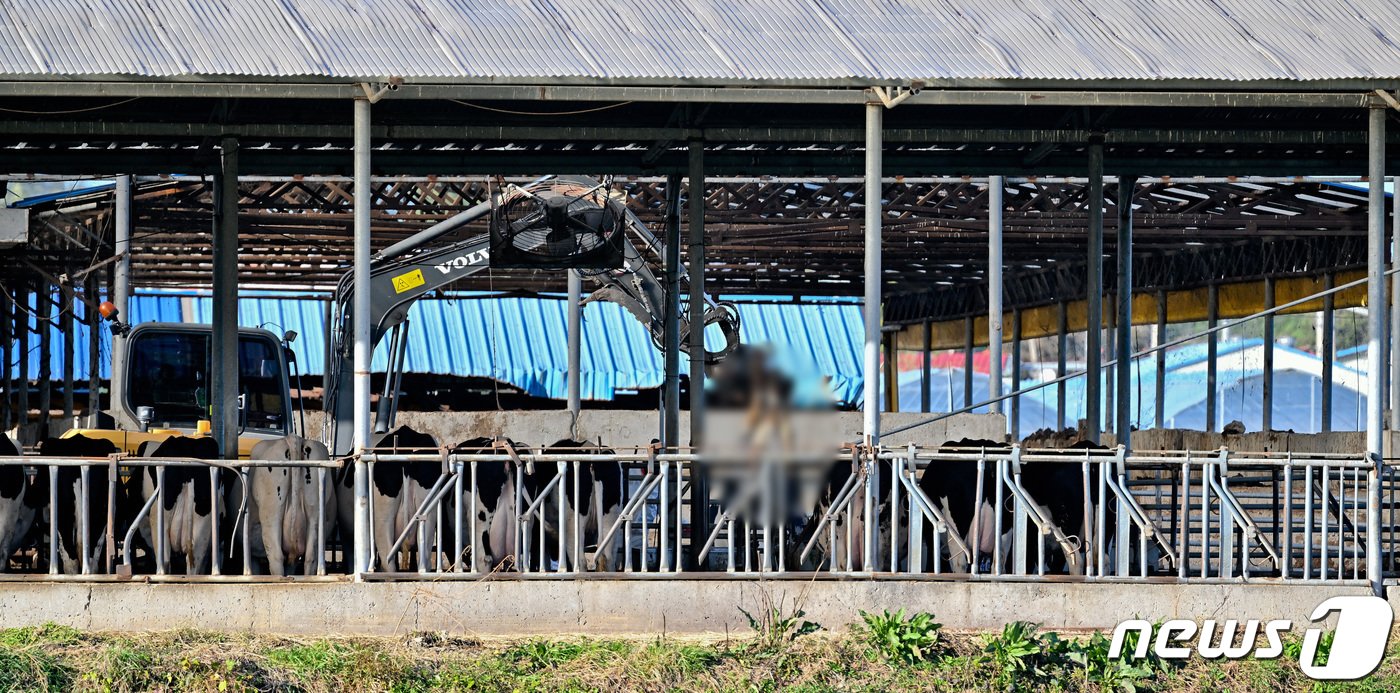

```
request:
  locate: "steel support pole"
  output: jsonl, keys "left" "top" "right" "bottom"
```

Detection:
{"left": 15, "top": 290, "right": 26, "bottom": 440}
{"left": 1366, "top": 106, "right": 1385, "bottom": 596}
{"left": 1263, "top": 277, "right": 1275, "bottom": 432}
{"left": 1155, "top": 290, "right": 1167, "bottom": 430}
{"left": 35, "top": 284, "right": 51, "bottom": 439}
{"left": 963, "top": 316, "right": 974, "bottom": 408}
{"left": 1206, "top": 284, "right": 1219, "bottom": 433}
{"left": 1322, "top": 273, "right": 1335, "bottom": 432}
{"left": 1009, "top": 308, "right": 1021, "bottom": 441}
{"left": 61, "top": 284, "right": 74, "bottom": 424}
{"left": 84, "top": 274, "right": 99, "bottom": 427}
{"left": 862, "top": 101, "right": 882, "bottom": 571}
{"left": 1105, "top": 294, "right": 1115, "bottom": 435}
{"left": 921, "top": 320, "right": 932, "bottom": 413}
{"left": 883, "top": 334, "right": 898, "bottom": 412}
{"left": 687, "top": 139, "right": 708, "bottom": 568}
{"left": 111, "top": 175, "right": 131, "bottom": 410}
{"left": 1085, "top": 139, "right": 1104, "bottom": 442}
{"left": 663, "top": 174, "right": 682, "bottom": 449}
{"left": 988, "top": 176, "right": 1004, "bottom": 417}
{"left": 1393, "top": 172, "right": 1400, "bottom": 432}
{"left": 1056, "top": 302, "right": 1067, "bottom": 430}
{"left": 211, "top": 137, "right": 239, "bottom": 459}
{"left": 352, "top": 98, "right": 373, "bottom": 576}
{"left": 862, "top": 103, "right": 883, "bottom": 445}
{"left": 0, "top": 291, "right": 9, "bottom": 432}
{"left": 566, "top": 271, "right": 582, "bottom": 427}
{"left": 1116, "top": 177, "right": 1135, "bottom": 449}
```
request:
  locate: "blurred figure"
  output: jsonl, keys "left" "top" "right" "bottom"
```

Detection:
{"left": 701, "top": 345, "right": 841, "bottom": 571}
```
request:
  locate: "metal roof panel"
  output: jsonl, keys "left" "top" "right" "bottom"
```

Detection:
{"left": 3, "top": 0, "right": 1400, "bottom": 82}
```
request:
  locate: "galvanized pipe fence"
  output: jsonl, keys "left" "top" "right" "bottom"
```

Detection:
{"left": 0, "top": 445, "right": 1385, "bottom": 586}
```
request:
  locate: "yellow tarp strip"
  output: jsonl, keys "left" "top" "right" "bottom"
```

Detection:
{"left": 894, "top": 270, "right": 1371, "bottom": 351}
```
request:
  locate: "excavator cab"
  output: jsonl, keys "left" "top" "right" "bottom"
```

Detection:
{"left": 69, "top": 322, "right": 296, "bottom": 457}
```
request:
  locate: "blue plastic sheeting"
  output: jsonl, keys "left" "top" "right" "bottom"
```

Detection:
{"left": 891, "top": 339, "right": 1368, "bottom": 434}
{"left": 893, "top": 368, "right": 995, "bottom": 415}
{"left": 14, "top": 292, "right": 863, "bottom": 403}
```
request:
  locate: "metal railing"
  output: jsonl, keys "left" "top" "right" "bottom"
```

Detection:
{"left": 0, "top": 444, "right": 1383, "bottom": 586}
{"left": 0, "top": 453, "right": 338, "bottom": 579}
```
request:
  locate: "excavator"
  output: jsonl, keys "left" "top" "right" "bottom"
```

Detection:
{"left": 66, "top": 175, "right": 741, "bottom": 456}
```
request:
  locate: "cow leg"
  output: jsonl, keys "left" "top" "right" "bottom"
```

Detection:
{"left": 261, "top": 495, "right": 287, "bottom": 577}
{"left": 554, "top": 497, "right": 575, "bottom": 572}
{"left": 417, "top": 483, "right": 438, "bottom": 573}
{"left": 301, "top": 474, "right": 327, "bottom": 576}
{"left": 372, "top": 492, "right": 400, "bottom": 572}
{"left": 592, "top": 497, "right": 621, "bottom": 573}
{"left": 474, "top": 507, "right": 493, "bottom": 572}
{"left": 190, "top": 509, "right": 212, "bottom": 577}
{"left": 489, "top": 493, "right": 515, "bottom": 571}
{"left": 0, "top": 504, "right": 33, "bottom": 572}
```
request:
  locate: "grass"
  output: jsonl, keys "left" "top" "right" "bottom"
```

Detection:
{"left": 0, "top": 622, "right": 1398, "bottom": 691}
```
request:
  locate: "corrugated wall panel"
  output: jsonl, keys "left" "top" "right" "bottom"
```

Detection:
{"left": 15, "top": 293, "right": 863, "bottom": 404}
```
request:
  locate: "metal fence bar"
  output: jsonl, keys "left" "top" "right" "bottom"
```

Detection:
{"left": 0, "top": 446, "right": 1380, "bottom": 582}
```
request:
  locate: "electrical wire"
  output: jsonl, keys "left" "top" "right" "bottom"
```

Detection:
{"left": 0, "top": 97, "right": 140, "bottom": 115}
{"left": 447, "top": 99, "right": 632, "bottom": 117}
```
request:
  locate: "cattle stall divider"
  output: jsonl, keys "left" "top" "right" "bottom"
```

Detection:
{"left": 0, "top": 455, "right": 339, "bottom": 578}
{"left": 0, "top": 445, "right": 1385, "bottom": 584}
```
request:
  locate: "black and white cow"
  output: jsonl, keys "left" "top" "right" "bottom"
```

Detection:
{"left": 37, "top": 434, "right": 121, "bottom": 574}
{"left": 450, "top": 436, "right": 512, "bottom": 572}
{"left": 788, "top": 452, "right": 903, "bottom": 572}
{"left": 0, "top": 434, "right": 43, "bottom": 571}
{"left": 139, "top": 435, "right": 225, "bottom": 575}
{"left": 537, "top": 439, "right": 624, "bottom": 572}
{"left": 248, "top": 435, "right": 335, "bottom": 576}
{"left": 916, "top": 439, "right": 1098, "bottom": 575}
{"left": 334, "top": 426, "right": 444, "bottom": 572}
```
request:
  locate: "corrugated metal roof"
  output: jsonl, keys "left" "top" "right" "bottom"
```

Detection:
{"left": 16, "top": 292, "right": 864, "bottom": 403}
{"left": 2, "top": 0, "right": 1399, "bottom": 82}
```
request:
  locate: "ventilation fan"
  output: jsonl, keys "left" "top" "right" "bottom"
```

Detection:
{"left": 489, "top": 176, "right": 627, "bottom": 269}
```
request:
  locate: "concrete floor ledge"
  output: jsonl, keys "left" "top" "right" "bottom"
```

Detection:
{"left": 0, "top": 580, "right": 1379, "bottom": 636}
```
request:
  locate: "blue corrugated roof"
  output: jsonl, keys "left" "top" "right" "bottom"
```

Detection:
{"left": 13, "top": 291, "right": 864, "bottom": 403}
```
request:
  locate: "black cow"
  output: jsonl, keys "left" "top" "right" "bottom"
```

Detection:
{"left": 0, "top": 435, "right": 44, "bottom": 571}
{"left": 139, "top": 436, "right": 225, "bottom": 575}
{"left": 36, "top": 434, "right": 121, "bottom": 574}
{"left": 916, "top": 438, "right": 1106, "bottom": 575}
{"left": 789, "top": 453, "right": 901, "bottom": 571}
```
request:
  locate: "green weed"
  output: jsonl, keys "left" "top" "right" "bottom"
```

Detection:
{"left": 859, "top": 609, "right": 942, "bottom": 666}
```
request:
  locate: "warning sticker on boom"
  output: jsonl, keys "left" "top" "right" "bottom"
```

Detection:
{"left": 391, "top": 269, "right": 426, "bottom": 294}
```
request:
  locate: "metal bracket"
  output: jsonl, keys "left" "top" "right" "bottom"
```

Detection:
{"left": 357, "top": 78, "right": 403, "bottom": 104}
{"left": 870, "top": 83, "right": 924, "bottom": 109}
{"left": 1373, "top": 89, "right": 1400, "bottom": 112}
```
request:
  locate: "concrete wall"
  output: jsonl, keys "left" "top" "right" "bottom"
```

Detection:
{"left": 1132, "top": 429, "right": 1365, "bottom": 454}
{"left": 307, "top": 410, "right": 1007, "bottom": 450}
{"left": 0, "top": 579, "right": 1370, "bottom": 636}
{"left": 1022, "top": 427, "right": 1367, "bottom": 454}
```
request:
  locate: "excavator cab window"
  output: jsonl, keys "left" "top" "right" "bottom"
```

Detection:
{"left": 127, "top": 330, "right": 287, "bottom": 432}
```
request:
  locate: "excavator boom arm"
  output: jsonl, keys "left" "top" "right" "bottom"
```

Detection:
{"left": 323, "top": 177, "right": 740, "bottom": 455}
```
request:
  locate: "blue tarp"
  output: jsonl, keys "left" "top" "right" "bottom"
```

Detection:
{"left": 11, "top": 291, "right": 865, "bottom": 403}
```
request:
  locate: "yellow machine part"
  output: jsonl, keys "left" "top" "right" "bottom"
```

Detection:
{"left": 60, "top": 427, "right": 260, "bottom": 459}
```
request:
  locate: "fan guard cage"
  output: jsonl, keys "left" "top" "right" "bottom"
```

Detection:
{"left": 489, "top": 178, "right": 628, "bottom": 269}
